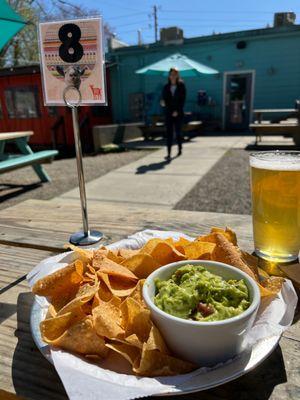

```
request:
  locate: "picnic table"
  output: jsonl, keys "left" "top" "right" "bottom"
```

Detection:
{"left": 0, "top": 131, "right": 58, "bottom": 182}
{"left": 250, "top": 109, "right": 300, "bottom": 146}
{"left": 0, "top": 197, "right": 299, "bottom": 400}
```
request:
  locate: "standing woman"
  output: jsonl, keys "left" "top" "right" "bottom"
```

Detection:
{"left": 161, "top": 68, "right": 186, "bottom": 161}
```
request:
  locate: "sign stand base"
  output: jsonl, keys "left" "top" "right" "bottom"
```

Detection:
{"left": 70, "top": 230, "right": 103, "bottom": 246}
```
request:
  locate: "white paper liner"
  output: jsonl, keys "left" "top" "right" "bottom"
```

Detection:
{"left": 27, "top": 229, "right": 298, "bottom": 400}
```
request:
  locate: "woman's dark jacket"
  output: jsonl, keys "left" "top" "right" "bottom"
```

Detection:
{"left": 162, "top": 81, "right": 186, "bottom": 118}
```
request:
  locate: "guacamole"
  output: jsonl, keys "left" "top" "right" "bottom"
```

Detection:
{"left": 154, "top": 265, "right": 250, "bottom": 322}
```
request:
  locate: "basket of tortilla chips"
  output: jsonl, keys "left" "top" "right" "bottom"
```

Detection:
{"left": 31, "top": 227, "right": 287, "bottom": 378}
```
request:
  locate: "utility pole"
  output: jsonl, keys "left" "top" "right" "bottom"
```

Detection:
{"left": 137, "top": 29, "right": 142, "bottom": 45}
{"left": 153, "top": 5, "right": 158, "bottom": 42}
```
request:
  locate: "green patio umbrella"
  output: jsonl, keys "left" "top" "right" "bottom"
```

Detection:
{"left": 135, "top": 53, "right": 218, "bottom": 77}
{"left": 0, "top": 0, "right": 26, "bottom": 51}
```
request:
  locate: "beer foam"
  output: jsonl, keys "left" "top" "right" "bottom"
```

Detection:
{"left": 250, "top": 152, "right": 300, "bottom": 171}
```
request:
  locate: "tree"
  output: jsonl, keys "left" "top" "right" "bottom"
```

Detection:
{"left": 0, "top": 0, "right": 114, "bottom": 67}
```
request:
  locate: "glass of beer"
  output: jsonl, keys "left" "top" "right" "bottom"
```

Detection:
{"left": 250, "top": 151, "right": 300, "bottom": 262}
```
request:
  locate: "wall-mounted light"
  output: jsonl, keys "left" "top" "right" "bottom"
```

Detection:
{"left": 236, "top": 40, "right": 247, "bottom": 49}
{"left": 267, "top": 67, "right": 276, "bottom": 76}
{"left": 235, "top": 60, "right": 244, "bottom": 68}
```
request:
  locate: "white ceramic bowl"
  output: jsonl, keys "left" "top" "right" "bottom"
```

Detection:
{"left": 143, "top": 260, "right": 260, "bottom": 366}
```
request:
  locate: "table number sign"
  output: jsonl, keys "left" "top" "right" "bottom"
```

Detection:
{"left": 38, "top": 17, "right": 106, "bottom": 106}
{"left": 38, "top": 17, "right": 105, "bottom": 245}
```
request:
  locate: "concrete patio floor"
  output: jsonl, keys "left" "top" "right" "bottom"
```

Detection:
{"left": 60, "top": 135, "right": 255, "bottom": 208}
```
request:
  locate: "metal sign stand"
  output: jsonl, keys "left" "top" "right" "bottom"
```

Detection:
{"left": 63, "top": 85, "right": 103, "bottom": 246}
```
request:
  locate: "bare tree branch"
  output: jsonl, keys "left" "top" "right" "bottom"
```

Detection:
{"left": 0, "top": 0, "right": 114, "bottom": 67}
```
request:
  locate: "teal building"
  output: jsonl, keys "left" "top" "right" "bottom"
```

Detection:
{"left": 107, "top": 22, "right": 300, "bottom": 131}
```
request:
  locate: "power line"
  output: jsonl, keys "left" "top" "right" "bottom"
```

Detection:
{"left": 117, "top": 26, "right": 152, "bottom": 34}
{"left": 108, "top": 12, "right": 146, "bottom": 21}
{"left": 159, "top": 17, "right": 272, "bottom": 23}
{"left": 167, "top": 24, "right": 265, "bottom": 28}
{"left": 97, "top": 0, "right": 144, "bottom": 12}
{"left": 116, "top": 20, "right": 150, "bottom": 28}
{"left": 161, "top": 9, "right": 300, "bottom": 14}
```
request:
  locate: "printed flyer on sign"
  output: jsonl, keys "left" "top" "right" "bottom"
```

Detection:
{"left": 38, "top": 17, "right": 106, "bottom": 106}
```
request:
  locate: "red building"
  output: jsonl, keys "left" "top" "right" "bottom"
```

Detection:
{"left": 0, "top": 64, "right": 113, "bottom": 154}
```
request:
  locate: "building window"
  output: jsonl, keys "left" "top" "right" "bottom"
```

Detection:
{"left": 47, "top": 106, "right": 59, "bottom": 117}
{"left": 4, "top": 86, "right": 40, "bottom": 118}
{"left": 91, "top": 105, "right": 110, "bottom": 117}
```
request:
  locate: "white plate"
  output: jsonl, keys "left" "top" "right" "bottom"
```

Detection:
{"left": 30, "top": 301, "right": 280, "bottom": 395}
{"left": 28, "top": 231, "right": 296, "bottom": 397}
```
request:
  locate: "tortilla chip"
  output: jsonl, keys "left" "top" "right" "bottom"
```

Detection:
{"left": 45, "top": 304, "right": 57, "bottom": 319}
{"left": 134, "top": 346, "right": 195, "bottom": 376}
{"left": 241, "top": 251, "right": 260, "bottom": 281}
{"left": 74, "top": 259, "right": 85, "bottom": 278}
{"left": 173, "top": 237, "right": 192, "bottom": 253}
{"left": 66, "top": 244, "right": 94, "bottom": 263}
{"left": 211, "top": 234, "right": 284, "bottom": 297}
{"left": 120, "top": 297, "right": 152, "bottom": 343}
{"left": 32, "top": 263, "right": 83, "bottom": 311}
{"left": 51, "top": 316, "right": 108, "bottom": 357}
{"left": 109, "top": 325, "right": 170, "bottom": 361}
{"left": 121, "top": 254, "right": 160, "bottom": 279}
{"left": 197, "top": 227, "right": 237, "bottom": 246}
{"left": 56, "top": 282, "right": 99, "bottom": 315}
{"left": 257, "top": 259, "right": 286, "bottom": 277}
{"left": 118, "top": 248, "right": 140, "bottom": 259}
{"left": 260, "top": 276, "right": 285, "bottom": 296}
{"left": 257, "top": 267, "right": 270, "bottom": 280}
{"left": 124, "top": 334, "right": 143, "bottom": 349}
{"left": 128, "top": 279, "right": 146, "bottom": 307}
{"left": 93, "top": 252, "right": 138, "bottom": 281}
{"left": 183, "top": 241, "right": 215, "bottom": 260}
{"left": 140, "top": 239, "right": 185, "bottom": 265}
{"left": 105, "top": 342, "right": 140, "bottom": 365}
{"left": 97, "top": 283, "right": 113, "bottom": 302}
{"left": 211, "top": 227, "right": 237, "bottom": 246}
{"left": 104, "top": 249, "right": 125, "bottom": 264}
{"left": 211, "top": 234, "right": 257, "bottom": 281}
{"left": 93, "top": 296, "right": 124, "bottom": 339}
{"left": 41, "top": 308, "right": 86, "bottom": 342}
{"left": 145, "top": 325, "right": 170, "bottom": 354}
{"left": 32, "top": 263, "right": 81, "bottom": 296}
{"left": 98, "top": 272, "right": 137, "bottom": 297}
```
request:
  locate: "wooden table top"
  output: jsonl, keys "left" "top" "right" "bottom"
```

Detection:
{"left": 0, "top": 132, "right": 33, "bottom": 141}
{"left": 0, "top": 198, "right": 253, "bottom": 252}
{"left": 0, "top": 198, "right": 299, "bottom": 400}
{"left": 253, "top": 109, "right": 296, "bottom": 113}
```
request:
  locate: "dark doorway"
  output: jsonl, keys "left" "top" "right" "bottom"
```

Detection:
{"left": 224, "top": 72, "right": 253, "bottom": 130}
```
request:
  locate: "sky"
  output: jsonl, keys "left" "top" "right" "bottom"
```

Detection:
{"left": 69, "top": 0, "right": 300, "bottom": 45}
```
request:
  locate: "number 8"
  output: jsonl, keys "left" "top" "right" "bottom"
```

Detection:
{"left": 58, "top": 23, "right": 83, "bottom": 63}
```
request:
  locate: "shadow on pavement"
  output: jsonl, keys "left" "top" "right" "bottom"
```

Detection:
{"left": 246, "top": 143, "right": 299, "bottom": 151}
{"left": 0, "top": 302, "right": 16, "bottom": 323}
{"left": 209, "top": 344, "right": 287, "bottom": 400}
{"left": 154, "top": 344, "right": 287, "bottom": 400}
{"left": 0, "top": 183, "right": 41, "bottom": 203}
{"left": 135, "top": 159, "right": 170, "bottom": 174}
{"left": 12, "top": 292, "right": 67, "bottom": 400}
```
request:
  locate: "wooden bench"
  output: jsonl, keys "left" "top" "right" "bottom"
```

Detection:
{"left": 142, "top": 115, "right": 202, "bottom": 141}
{"left": 250, "top": 109, "right": 300, "bottom": 146}
{"left": 0, "top": 131, "right": 58, "bottom": 182}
